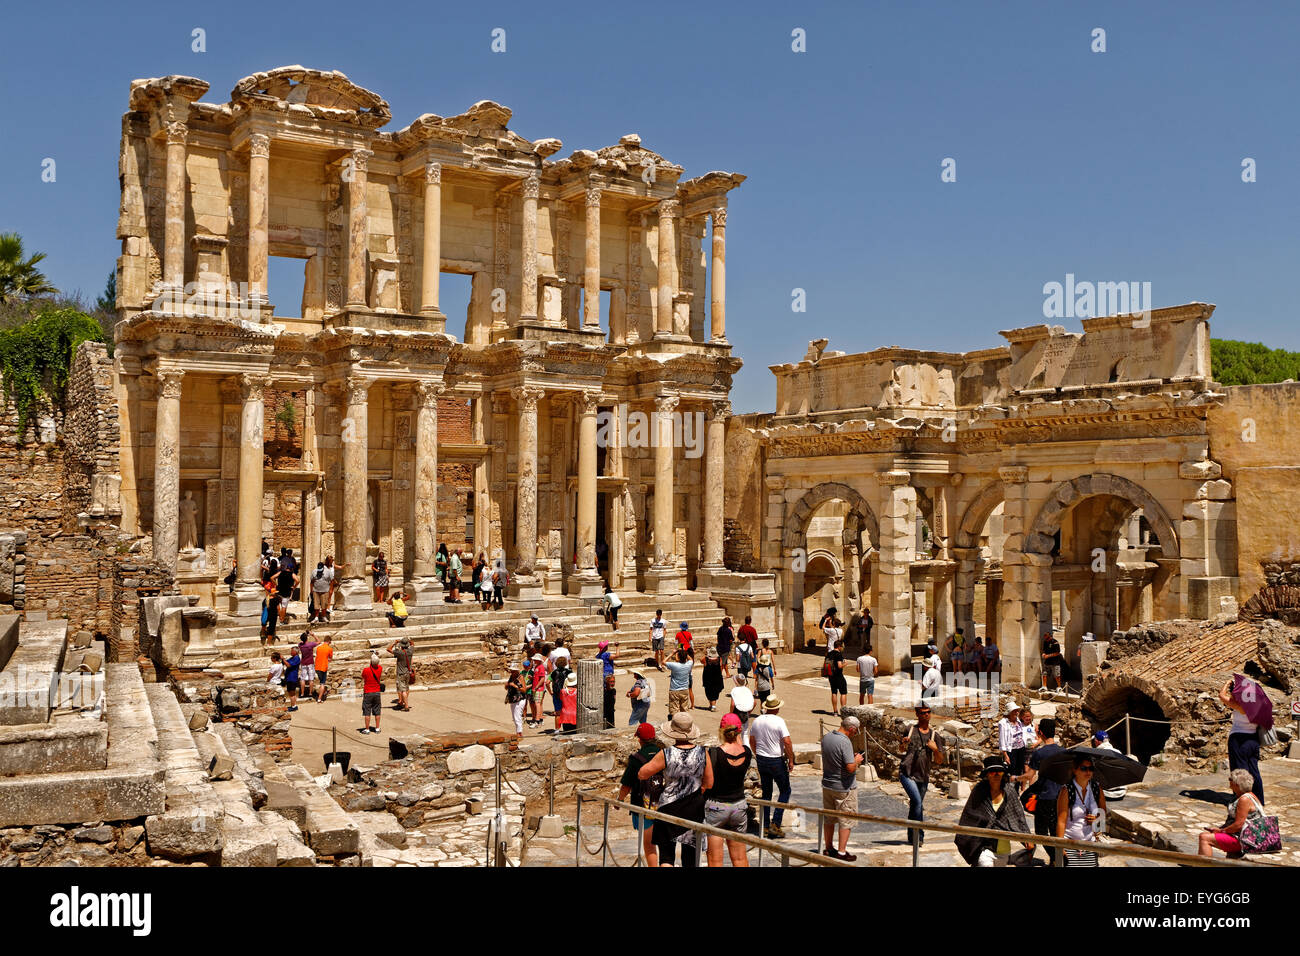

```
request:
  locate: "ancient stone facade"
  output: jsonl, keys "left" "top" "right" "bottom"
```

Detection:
{"left": 729, "top": 306, "right": 1300, "bottom": 683}
{"left": 110, "top": 66, "right": 748, "bottom": 614}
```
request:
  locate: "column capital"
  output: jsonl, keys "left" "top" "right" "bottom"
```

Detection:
{"left": 156, "top": 368, "right": 185, "bottom": 399}
{"left": 658, "top": 198, "right": 680, "bottom": 218}
{"left": 415, "top": 379, "right": 446, "bottom": 408}
{"left": 164, "top": 122, "right": 189, "bottom": 147}
{"left": 998, "top": 465, "right": 1029, "bottom": 484}
{"left": 345, "top": 374, "right": 374, "bottom": 406}
{"left": 578, "top": 391, "right": 602, "bottom": 416}
{"left": 511, "top": 384, "right": 546, "bottom": 410}
{"left": 521, "top": 174, "right": 540, "bottom": 200}
{"left": 237, "top": 371, "right": 270, "bottom": 402}
{"left": 654, "top": 393, "right": 680, "bottom": 414}
{"left": 424, "top": 160, "right": 442, "bottom": 185}
{"left": 877, "top": 469, "right": 911, "bottom": 487}
{"left": 708, "top": 398, "right": 732, "bottom": 421}
{"left": 585, "top": 184, "right": 603, "bottom": 207}
{"left": 710, "top": 205, "right": 727, "bottom": 228}
{"left": 248, "top": 132, "right": 271, "bottom": 159}
{"left": 348, "top": 147, "right": 373, "bottom": 174}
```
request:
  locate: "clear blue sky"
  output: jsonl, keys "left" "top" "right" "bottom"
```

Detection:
{"left": 2, "top": 1, "right": 1297, "bottom": 412}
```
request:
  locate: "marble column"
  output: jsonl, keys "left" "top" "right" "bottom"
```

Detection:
{"left": 231, "top": 372, "right": 269, "bottom": 615}
{"left": 569, "top": 392, "right": 603, "bottom": 597}
{"left": 420, "top": 159, "right": 446, "bottom": 328}
{"left": 510, "top": 385, "right": 545, "bottom": 597}
{"left": 655, "top": 199, "right": 678, "bottom": 337}
{"left": 247, "top": 133, "right": 270, "bottom": 305}
{"left": 583, "top": 184, "right": 602, "bottom": 330}
{"left": 998, "top": 464, "right": 1038, "bottom": 684}
{"left": 345, "top": 148, "right": 372, "bottom": 310}
{"left": 162, "top": 123, "right": 189, "bottom": 294}
{"left": 152, "top": 369, "right": 185, "bottom": 568}
{"left": 875, "top": 470, "right": 916, "bottom": 674}
{"left": 647, "top": 394, "right": 680, "bottom": 594}
{"left": 519, "top": 175, "right": 540, "bottom": 322}
{"left": 709, "top": 205, "right": 727, "bottom": 341}
{"left": 700, "top": 399, "right": 728, "bottom": 572}
{"left": 408, "top": 379, "right": 443, "bottom": 603}
{"left": 339, "top": 375, "right": 373, "bottom": 607}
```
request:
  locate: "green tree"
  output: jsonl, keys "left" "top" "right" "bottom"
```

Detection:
{"left": 0, "top": 232, "right": 57, "bottom": 304}
{"left": 94, "top": 271, "right": 116, "bottom": 313}
{"left": 1211, "top": 338, "right": 1300, "bottom": 386}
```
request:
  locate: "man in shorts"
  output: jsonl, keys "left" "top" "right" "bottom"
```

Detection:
{"left": 856, "top": 646, "right": 877, "bottom": 704}
{"left": 821, "top": 715, "right": 865, "bottom": 861}
{"left": 649, "top": 609, "right": 667, "bottom": 670}
{"left": 314, "top": 634, "right": 334, "bottom": 702}
{"left": 665, "top": 649, "right": 693, "bottom": 715}
{"left": 387, "top": 633, "right": 414, "bottom": 711}
{"left": 298, "top": 631, "right": 318, "bottom": 700}
{"left": 360, "top": 654, "right": 383, "bottom": 734}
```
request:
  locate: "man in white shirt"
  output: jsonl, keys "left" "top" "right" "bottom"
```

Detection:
{"left": 525, "top": 614, "right": 546, "bottom": 645}
{"left": 998, "top": 701, "right": 1028, "bottom": 777}
{"left": 602, "top": 586, "right": 623, "bottom": 631}
{"left": 649, "top": 609, "right": 667, "bottom": 671}
{"left": 823, "top": 620, "right": 842, "bottom": 652}
{"left": 856, "top": 649, "right": 878, "bottom": 704}
{"left": 749, "top": 697, "right": 795, "bottom": 839}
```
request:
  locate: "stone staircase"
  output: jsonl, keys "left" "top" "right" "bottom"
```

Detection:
{"left": 192, "top": 589, "right": 736, "bottom": 681}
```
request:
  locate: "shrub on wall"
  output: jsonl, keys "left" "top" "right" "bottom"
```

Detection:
{"left": 0, "top": 305, "right": 104, "bottom": 441}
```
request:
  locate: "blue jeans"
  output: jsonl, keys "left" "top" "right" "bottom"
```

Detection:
{"left": 756, "top": 755, "right": 791, "bottom": 829}
{"left": 630, "top": 701, "right": 650, "bottom": 726}
{"left": 901, "top": 774, "right": 928, "bottom": 847}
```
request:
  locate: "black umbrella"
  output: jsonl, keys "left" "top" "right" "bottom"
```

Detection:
{"left": 1035, "top": 745, "right": 1147, "bottom": 790}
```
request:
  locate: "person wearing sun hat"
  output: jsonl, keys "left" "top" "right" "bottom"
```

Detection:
{"left": 638, "top": 711, "right": 712, "bottom": 867}
{"left": 628, "top": 667, "right": 653, "bottom": 726}
{"left": 596, "top": 639, "right": 617, "bottom": 679}
{"left": 749, "top": 694, "right": 794, "bottom": 838}
{"left": 618, "top": 722, "right": 663, "bottom": 865}
{"left": 955, "top": 755, "right": 1033, "bottom": 867}
{"left": 558, "top": 671, "right": 578, "bottom": 733}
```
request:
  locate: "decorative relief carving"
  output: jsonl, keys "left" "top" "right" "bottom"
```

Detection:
{"left": 711, "top": 207, "right": 727, "bottom": 228}
{"left": 511, "top": 385, "right": 545, "bottom": 411}
{"left": 156, "top": 369, "right": 185, "bottom": 400}
{"left": 585, "top": 185, "right": 602, "bottom": 207}
{"left": 164, "top": 122, "right": 189, "bottom": 147}
{"left": 238, "top": 372, "right": 269, "bottom": 403}
{"left": 521, "top": 174, "right": 540, "bottom": 200}
{"left": 248, "top": 132, "right": 271, "bottom": 159}
{"left": 424, "top": 160, "right": 442, "bottom": 185}
{"left": 654, "top": 393, "right": 679, "bottom": 414}
{"left": 345, "top": 375, "right": 373, "bottom": 407}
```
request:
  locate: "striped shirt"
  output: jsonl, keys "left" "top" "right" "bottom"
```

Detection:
{"left": 998, "top": 717, "right": 1024, "bottom": 754}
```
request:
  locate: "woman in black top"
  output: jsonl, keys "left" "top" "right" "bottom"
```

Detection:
{"left": 716, "top": 618, "right": 735, "bottom": 677}
{"left": 704, "top": 714, "right": 753, "bottom": 867}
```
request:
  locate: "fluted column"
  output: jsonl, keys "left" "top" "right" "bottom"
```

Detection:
{"left": 512, "top": 386, "right": 545, "bottom": 578}
{"left": 229, "top": 372, "right": 269, "bottom": 614}
{"left": 409, "top": 380, "right": 443, "bottom": 601}
{"left": 578, "top": 392, "right": 600, "bottom": 558}
{"left": 647, "top": 394, "right": 680, "bottom": 594}
{"left": 701, "top": 399, "right": 729, "bottom": 568}
{"left": 162, "top": 123, "right": 189, "bottom": 293}
{"left": 709, "top": 205, "right": 727, "bottom": 341}
{"left": 340, "top": 375, "right": 372, "bottom": 604}
{"left": 519, "top": 175, "right": 540, "bottom": 322}
{"left": 152, "top": 369, "right": 185, "bottom": 568}
{"left": 583, "top": 184, "right": 602, "bottom": 330}
{"left": 247, "top": 133, "right": 270, "bottom": 304}
{"left": 345, "top": 148, "right": 372, "bottom": 310}
{"left": 420, "top": 159, "right": 446, "bottom": 327}
{"left": 655, "top": 199, "right": 678, "bottom": 337}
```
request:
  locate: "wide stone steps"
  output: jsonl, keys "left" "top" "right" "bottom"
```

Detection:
{"left": 143, "top": 683, "right": 226, "bottom": 860}
{"left": 0, "top": 663, "right": 165, "bottom": 826}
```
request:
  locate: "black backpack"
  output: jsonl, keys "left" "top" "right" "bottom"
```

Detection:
{"left": 631, "top": 752, "right": 665, "bottom": 807}
{"left": 1066, "top": 777, "right": 1102, "bottom": 810}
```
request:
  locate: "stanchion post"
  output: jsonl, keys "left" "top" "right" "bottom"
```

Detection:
{"left": 601, "top": 802, "right": 610, "bottom": 868}
{"left": 575, "top": 792, "right": 582, "bottom": 868}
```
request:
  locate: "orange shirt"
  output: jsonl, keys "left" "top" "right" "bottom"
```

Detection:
{"left": 315, "top": 643, "right": 334, "bottom": 671}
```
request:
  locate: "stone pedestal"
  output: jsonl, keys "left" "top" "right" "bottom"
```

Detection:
{"left": 229, "top": 583, "right": 265, "bottom": 618}
{"left": 643, "top": 566, "right": 680, "bottom": 596}
{"left": 508, "top": 575, "right": 545, "bottom": 602}
{"left": 404, "top": 575, "right": 443, "bottom": 607}
{"left": 338, "top": 578, "right": 373, "bottom": 611}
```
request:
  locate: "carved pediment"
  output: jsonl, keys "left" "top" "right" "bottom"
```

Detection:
{"left": 231, "top": 66, "right": 391, "bottom": 128}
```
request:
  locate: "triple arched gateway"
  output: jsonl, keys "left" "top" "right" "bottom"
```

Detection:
{"left": 735, "top": 307, "right": 1265, "bottom": 683}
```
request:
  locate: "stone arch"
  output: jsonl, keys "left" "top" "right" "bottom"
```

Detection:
{"left": 1026, "top": 474, "right": 1179, "bottom": 560}
{"left": 954, "top": 480, "right": 1004, "bottom": 551}
{"left": 1082, "top": 671, "right": 1183, "bottom": 760}
{"left": 782, "top": 481, "right": 879, "bottom": 555}
{"left": 1240, "top": 585, "right": 1300, "bottom": 625}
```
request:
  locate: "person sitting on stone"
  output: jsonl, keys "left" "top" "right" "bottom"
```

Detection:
{"left": 386, "top": 590, "right": 409, "bottom": 628}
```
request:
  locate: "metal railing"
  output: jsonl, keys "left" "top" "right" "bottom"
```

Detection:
{"left": 574, "top": 790, "right": 851, "bottom": 867}
{"left": 570, "top": 789, "right": 1261, "bottom": 868}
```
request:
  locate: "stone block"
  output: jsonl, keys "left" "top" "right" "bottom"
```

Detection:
{"left": 446, "top": 744, "right": 496, "bottom": 774}
{"left": 1180, "top": 460, "right": 1222, "bottom": 480}
{"left": 1196, "top": 480, "right": 1233, "bottom": 501}
{"left": 564, "top": 752, "right": 614, "bottom": 773}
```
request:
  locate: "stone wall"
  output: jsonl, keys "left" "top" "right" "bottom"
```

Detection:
{"left": 111, "top": 558, "right": 178, "bottom": 662}
{"left": 0, "top": 532, "right": 26, "bottom": 613}
{"left": 61, "top": 342, "right": 121, "bottom": 527}
{"left": 724, "top": 413, "right": 767, "bottom": 570}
